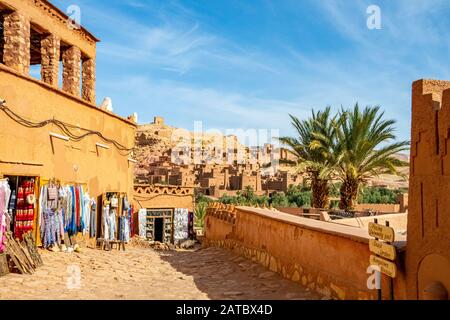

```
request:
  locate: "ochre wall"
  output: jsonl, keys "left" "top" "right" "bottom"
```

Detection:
{"left": 133, "top": 185, "right": 194, "bottom": 211}
{"left": 204, "top": 206, "right": 407, "bottom": 300}
{"left": 1, "top": 0, "right": 97, "bottom": 58}
{"left": 0, "top": 65, "right": 136, "bottom": 199}
{"left": 407, "top": 79, "right": 450, "bottom": 299}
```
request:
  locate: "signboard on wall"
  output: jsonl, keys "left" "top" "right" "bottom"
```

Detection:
{"left": 368, "top": 222, "right": 395, "bottom": 242}
{"left": 370, "top": 255, "right": 397, "bottom": 278}
{"left": 369, "top": 239, "right": 397, "bottom": 261}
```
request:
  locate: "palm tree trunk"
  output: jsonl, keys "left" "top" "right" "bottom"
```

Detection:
{"left": 311, "top": 173, "right": 330, "bottom": 209}
{"left": 339, "top": 177, "right": 359, "bottom": 210}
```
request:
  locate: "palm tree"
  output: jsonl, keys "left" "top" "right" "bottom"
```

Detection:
{"left": 333, "top": 104, "right": 409, "bottom": 210}
{"left": 194, "top": 201, "right": 208, "bottom": 229}
{"left": 279, "top": 107, "right": 338, "bottom": 208}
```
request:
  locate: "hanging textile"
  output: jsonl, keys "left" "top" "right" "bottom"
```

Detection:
{"left": 39, "top": 182, "right": 91, "bottom": 249}
{"left": 130, "top": 206, "right": 134, "bottom": 237}
{"left": 188, "top": 211, "right": 194, "bottom": 240}
{"left": 14, "top": 179, "right": 36, "bottom": 240}
{"left": 69, "top": 186, "right": 77, "bottom": 236}
{"left": 82, "top": 192, "right": 90, "bottom": 236}
{"left": 42, "top": 209, "right": 56, "bottom": 249}
{"left": 103, "top": 205, "right": 110, "bottom": 240}
{"left": 138, "top": 209, "right": 146, "bottom": 238}
{"left": 0, "top": 180, "right": 12, "bottom": 253}
{"left": 75, "top": 186, "right": 80, "bottom": 232}
{"left": 109, "top": 208, "right": 116, "bottom": 240}
{"left": 118, "top": 215, "right": 130, "bottom": 242}
{"left": 90, "top": 199, "right": 97, "bottom": 239}
{"left": 173, "top": 208, "right": 189, "bottom": 241}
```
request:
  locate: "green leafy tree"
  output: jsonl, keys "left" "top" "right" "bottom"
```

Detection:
{"left": 285, "top": 184, "right": 311, "bottom": 208}
{"left": 270, "top": 192, "right": 290, "bottom": 207}
{"left": 358, "top": 187, "right": 403, "bottom": 204}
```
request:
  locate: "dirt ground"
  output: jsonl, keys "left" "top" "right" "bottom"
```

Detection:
{"left": 0, "top": 246, "right": 321, "bottom": 300}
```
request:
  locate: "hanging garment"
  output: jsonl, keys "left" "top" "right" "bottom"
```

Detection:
{"left": 79, "top": 187, "right": 85, "bottom": 233}
{"left": 7, "top": 189, "right": 15, "bottom": 232}
{"left": 61, "top": 186, "right": 72, "bottom": 231}
{"left": 14, "top": 179, "right": 35, "bottom": 240}
{"left": 42, "top": 209, "right": 56, "bottom": 249}
{"left": 74, "top": 187, "right": 80, "bottom": 232}
{"left": 109, "top": 209, "right": 116, "bottom": 240}
{"left": 118, "top": 216, "right": 122, "bottom": 241}
{"left": 68, "top": 187, "right": 77, "bottom": 236}
{"left": 82, "top": 193, "right": 91, "bottom": 236}
{"left": 103, "top": 205, "right": 110, "bottom": 240}
{"left": 39, "top": 185, "right": 47, "bottom": 240}
{"left": 0, "top": 181, "right": 12, "bottom": 253}
{"left": 8, "top": 189, "right": 16, "bottom": 211}
{"left": 128, "top": 207, "right": 133, "bottom": 238}
{"left": 47, "top": 185, "right": 58, "bottom": 210}
{"left": 55, "top": 208, "right": 64, "bottom": 245}
{"left": 90, "top": 199, "right": 97, "bottom": 238}
{"left": 138, "top": 209, "right": 146, "bottom": 238}
{"left": 188, "top": 212, "right": 194, "bottom": 240}
{"left": 123, "top": 216, "right": 130, "bottom": 242}
{"left": 123, "top": 196, "right": 130, "bottom": 211}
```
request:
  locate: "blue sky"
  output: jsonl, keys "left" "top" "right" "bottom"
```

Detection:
{"left": 51, "top": 0, "right": 450, "bottom": 142}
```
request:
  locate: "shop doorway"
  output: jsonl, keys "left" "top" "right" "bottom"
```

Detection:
{"left": 154, "top": 218, "right": 164, "bottom": 242}
{"left": 144, "top": 209, "right": 173, "bottom": 243}
{"left": 1, "top": 175, "right": 39, "bottom": 239}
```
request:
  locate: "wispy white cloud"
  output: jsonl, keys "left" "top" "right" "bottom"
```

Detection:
{"left": 51, "top": 0, "right": 450, "bottom": 143}
{"left": 103, "top": 76, "right": 309, "bottom": 131}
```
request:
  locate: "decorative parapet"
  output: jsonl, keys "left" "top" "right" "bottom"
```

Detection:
{"left": 206, "top": 202, "right": 237, "bottom": 224}
{"left": 134, "top": 184, "right": 194, "bottom": 197}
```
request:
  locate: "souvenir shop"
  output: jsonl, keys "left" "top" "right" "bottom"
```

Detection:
{"left": 138, "top": 208, "right": 194, "bottom": 244}
{"left": 98, "top": 192, "right": 133, "bottom": 244}
{"left": 1, "top": 175, "right": 39, "bottom": 254}
{"left": 0, "top": 174, "right": 134, "bottom": 253}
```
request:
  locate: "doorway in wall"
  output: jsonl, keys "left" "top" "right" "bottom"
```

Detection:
{"left": 154, "top": 218, "right": 164, "bottom": 242}
{"left": 1, "top": 175, "right": 39, "bottom": 239}
{"left": 144, "top": 209, "right": 173, "bottom": 243}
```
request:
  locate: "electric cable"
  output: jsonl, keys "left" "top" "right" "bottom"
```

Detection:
{"left": 0, "top": 101, "right": 134, "bottom": 156}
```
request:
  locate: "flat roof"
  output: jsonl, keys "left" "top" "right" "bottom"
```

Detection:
{"left": 45, "top": 0, "right": 100, "bottom": 42}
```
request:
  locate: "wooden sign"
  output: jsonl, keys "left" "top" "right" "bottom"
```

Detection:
{"left": 370, "top": 255, "right": 397, "bottom": 278}
{"left": 368, "top": 222, "right": 395, "bottom": 242}
{"left": 369, "top": 239, "right": 396, "bottom": 261}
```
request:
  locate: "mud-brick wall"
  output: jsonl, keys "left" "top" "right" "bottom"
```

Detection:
{"left": 204, "top": 207, "right": 407, "bottom": 300}
{"left": 0, "top": 65, "right": 136, "bottom": 200}
{"left": 407, "top": 79, "right": 450, "bottom": 299}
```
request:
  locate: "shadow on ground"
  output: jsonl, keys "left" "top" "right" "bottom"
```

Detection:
{"left": 159, "top": 246, "right": 321, "bottom": 300}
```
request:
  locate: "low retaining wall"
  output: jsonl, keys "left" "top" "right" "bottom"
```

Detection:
{"left": 354, "top": 203, "right": 400, "bottom": 213}
{"left": 204, "top": 206, "right": 407, "bottom": 300}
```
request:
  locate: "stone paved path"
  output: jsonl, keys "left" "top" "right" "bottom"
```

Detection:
{"left": 0, "top": 246, "right": 320, "bottom": 300}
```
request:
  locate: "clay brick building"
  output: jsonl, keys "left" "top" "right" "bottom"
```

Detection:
{"left": 0, "top": 0, "right": 136, "bottom": 241}
{"left": 134, "top": 118, "right": 301, "bottom": 198}
{"left": 407, "top": 79, "right": 450, "bottom": 299}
